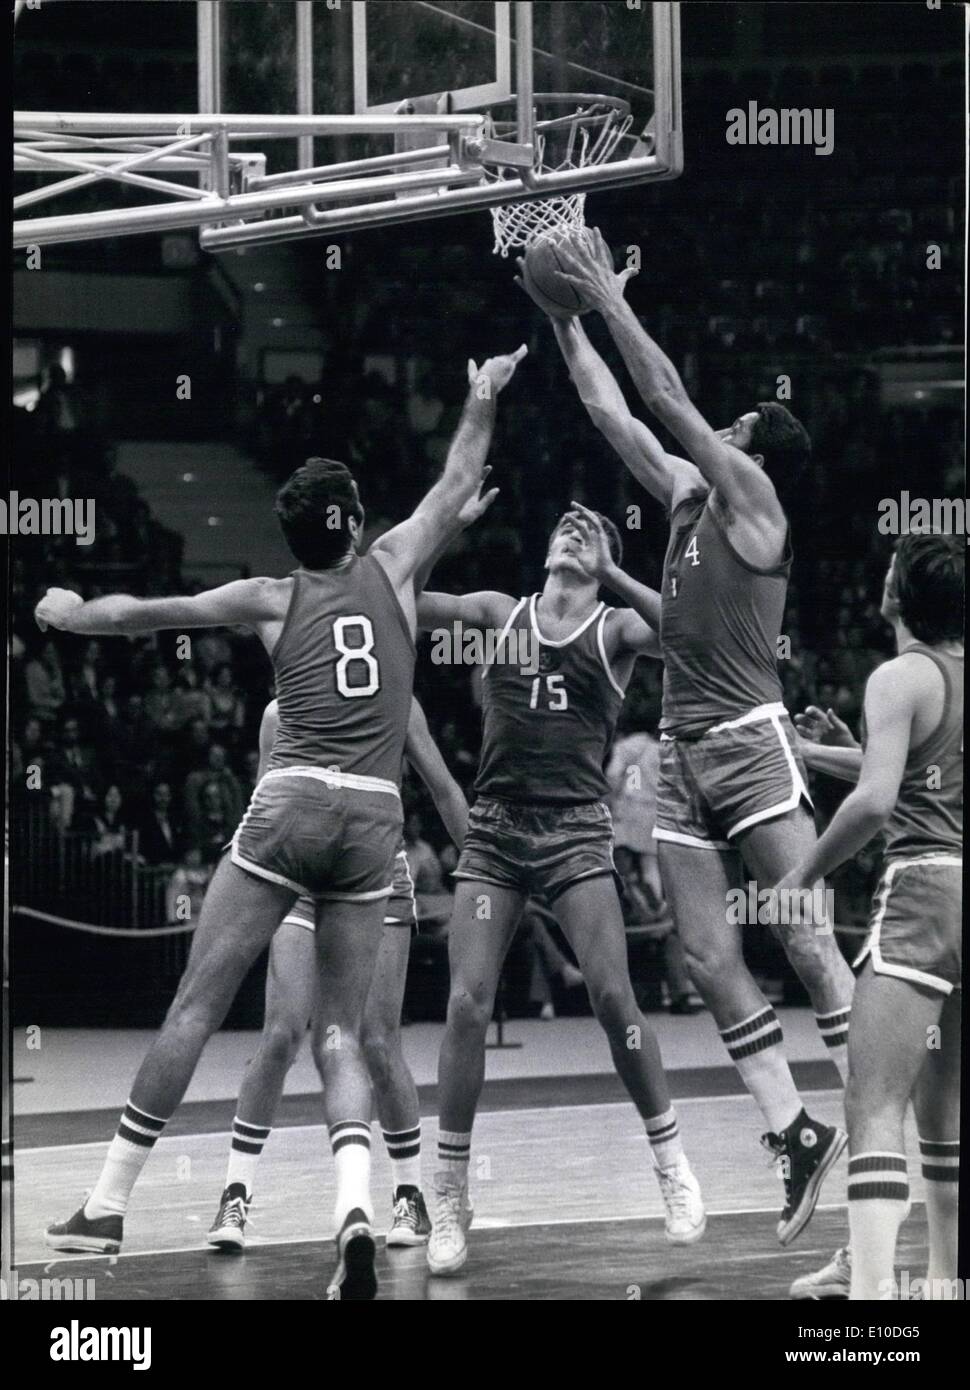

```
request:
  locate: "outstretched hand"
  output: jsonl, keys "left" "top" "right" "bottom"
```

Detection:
{"left": 467, "top": 343, "right": 528, "bottom": 395}
{"left": 564, "top": 500, "right": 615, "bottom": 581}
{"left": 794, "top": 705, "right": 856, "bottom": 747}
{"left": 457, "top": 467, "right": 500, "bottom": 528}
{"left": 35, "top": 586, "right": 83, "bottom": 633}
{"left": 554, "top": 227, "right": 637, "bottom": 315}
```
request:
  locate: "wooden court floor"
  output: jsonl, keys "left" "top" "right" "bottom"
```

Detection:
{"left": 13, "top": 1085, "right": 930, "bottom": 1300}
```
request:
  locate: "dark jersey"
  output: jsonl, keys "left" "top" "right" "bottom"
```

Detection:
{"left": 268, "top": 554, "right": 415, "bottom": 783}
{"left": 474, "top": 595, "right": 626, "bottom": 804}
{"left": 866, "top": 646, "right": 963, "bottom": 861}
{"left": 660, "top": 492, "right": 791, "bottom": 738}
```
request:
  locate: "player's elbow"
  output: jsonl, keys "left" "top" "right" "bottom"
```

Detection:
{"left": 855, "top": 785, "right": 896, "bottom": 824}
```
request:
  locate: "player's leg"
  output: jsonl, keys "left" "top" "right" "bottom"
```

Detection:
{"left": 361, "top": 922, "right": 430, "bottom": 1245}
{"left": 208, "top": 913, "right": 316, "bottom": 1249}
{"left": 310, "top": 894, "right": 387, "bottom": 1300}
{"left": 844, "top": 962, "right": 943, "bottom": 1300}
{"left": 47, "top": 856, "right": 295, "bottom": 1253}
{"left": 429, "top": 878, "right": 525, "bottom": 1275}
{"left": 552, "top": 872, "right": 706, "bottom": 1244}
{"left": 659, "top": 840, "right": 845, "bottom": 1244}
{"left": 911, "top": 987, "right": 960, "bottom": 1297}
{"left": 736, "top": 805, "right": 855, "bottom": 1081}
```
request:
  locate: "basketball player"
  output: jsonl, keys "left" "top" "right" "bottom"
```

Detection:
{"left": 531, "top": 232, "right": 852, "bottom": 1244}
{"left": 779, "top": 534, "right": 962, "bottom": 1301}
{"left": 38, "top": 343, "right": 526, "bottom": 1299}
{"left": 419, "top": 506, "right": 706, "bottom": 1277}
{"left": 207, "top": 694, "right": 468, "bottom": 1252}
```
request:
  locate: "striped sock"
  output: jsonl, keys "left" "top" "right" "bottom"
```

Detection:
{"left": 84, "top": 1100, "right": 168, "bottom": 1219}
{"left": 815, "top": 1007, "right": 851, "bottom": 1084}
{"left": 225, "top": 1117, "right": 271, "bottom": 1200}
{"left": 329, "top": 1120, "right": 372, "bottom": 1228}
{"left": 644, "top": 1107, "right": 683, "bottom": 1170}
{"left": 919, "top": 1137, "right": 959, "bottom": 1291}
{"left": 437, "top": 1128, "right": 471, "bottom": 1183}
{"left": 383, "top": 1124, "right": 422, "bottom": 1195}
{"left": 719, "top": 1007, "right": 801, "bottom": 1134}
{"left": 847, "top": 1151, "right": 909, "bottom": 1300}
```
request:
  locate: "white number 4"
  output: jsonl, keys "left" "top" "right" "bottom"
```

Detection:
{"left": 685, "top": 536, "right": 701, "bottom": 566}
{"left": 530, "top": 674, "right": 568, "bottom": 710}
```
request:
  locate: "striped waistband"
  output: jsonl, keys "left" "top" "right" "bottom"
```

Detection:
{"left": 259, "top": 766, "right": 400, "bottom": 798}
{"left": 883, "top": 853, "right": 962, "bottom": 871}
{"left": 661, "top": 702, "right": 787, "bottom": 742}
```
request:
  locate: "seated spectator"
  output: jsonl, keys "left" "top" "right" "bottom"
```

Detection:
{"left": 137, "top": 781, "right": 181, "bottom": 866}
{"left": 25, "top": 639, "right": 67, "bottom": 725}
{"left": 143, "top": 664, "right": 177, "bottom": 736}
{"left": 70, "top": 638, "right": 103, "bottom": 709}
{"left": 114, "top": 693, "right": 160, "bottom": 800}
{"left": 175, "top": 717, "right": 212, "bottom": 781}
{"left": 205, "top": 663, "right": 245, "bottom": 745}
{"left": 239, "top": 747, "right": 261, "bottom": 804}
{"left": 403, "top": 810, "right": 444, "bottom": 894}
{"left": 12, "top": 716, "right": 52, "bottom": 802}
{"left": 165, "top": 844, "right": 213, "bottom": 926}
{"left": 184, "top": 743, "right": 244, "bottom": 833}
{"left": 171, "top": 664, "right": 212, "bottom": 730}
{"left": 83, "top": 783, "right": 129, "bottom": 858}
{"left": 194, "top": 631, "right": 233, "bottom": 681}
{"left": 189, "top": 779, "right": 234, "bottom": 864}
{"left": 49, "top": 712, "right": 101, "bottom": 826}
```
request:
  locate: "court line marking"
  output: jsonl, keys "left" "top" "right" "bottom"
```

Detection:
{"left": 17, "top": 1200, "right": 875, "bottom": 1269}
{"left": 14, "top": 1090, "right": 846, "bottom": 1158}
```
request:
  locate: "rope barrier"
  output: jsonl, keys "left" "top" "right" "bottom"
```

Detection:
{"left": 11, "top": 906, "right": 196, "bottom": 939}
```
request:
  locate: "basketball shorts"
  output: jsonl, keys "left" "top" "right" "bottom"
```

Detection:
{"left": 231, "top": 767, "right": 402, "bottom": 902}
{"left": 281, "top": 848, "right": 417, "bottom": 932}
{"left": 653, "top": 702, "right": 812, "bottom": 851}
{"left": 454, "top": 796, "right": 615, "bottom": 903}
{"left": 856, "top": 855, "right": 962, "bottom": 996}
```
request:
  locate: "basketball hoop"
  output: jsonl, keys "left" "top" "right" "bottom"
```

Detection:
{"left": 481, "top": 93, "right": 641, "bottom": 256}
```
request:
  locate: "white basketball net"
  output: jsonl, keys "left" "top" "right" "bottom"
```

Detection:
{"left": 488, "top": 107, "right": 633, "bottom": 257}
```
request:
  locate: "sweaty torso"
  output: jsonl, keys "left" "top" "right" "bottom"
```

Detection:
{"left": 474, "top": 593, "right": 626, "bottom": 804}
{"left": 660, "top": 491, "right": 790, "bottom": 737}
{"left": 267, "top": 554, "right": 415, "bottom": 782}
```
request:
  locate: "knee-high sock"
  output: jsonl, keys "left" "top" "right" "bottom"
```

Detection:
{"left": 224, "top": 1117, "right": 271, "bottom": 1200}
{"left": 847, "top": 1152, "right": 909, "bottom": 1300}
{"left": 719, "top": 1008, "right": 801, "bottom": 1134}
{"left": 84, "top": 1101, "right": 168, "bottom": 1220}
{"left": 329, "top": 1121, "right": 372, "bottom": 1228}
{"left": 383, "top": 1124, "right": 422, "bottom": 1194}
{"left": 815, "top": 1006, "right": 851, "bottom": 1085}
{"left": 919, "top": 1137, "right": 959, "bottom": 1294}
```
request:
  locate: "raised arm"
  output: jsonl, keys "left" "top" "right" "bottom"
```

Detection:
{"left": 410, "top": 470, "right": 500, "bottom": 596}
{"left": 35, "top": 577, "right": 282, "bottom": 638}
{"left": 403, "top": 697, "right": 469, "bottom": 849}
{"left": 369, "top": 347, "right": 526, "bottom": 600}
{"left": 547, "top": 314, "right": 703, "bottom": 510}
{"left": 554, "top": 231, "right": 781, "bottom": 523}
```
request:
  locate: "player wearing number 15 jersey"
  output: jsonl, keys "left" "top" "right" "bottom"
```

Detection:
{"left": 418, "top": 507, "right": 706, "bottom": 1277}
{"left": 40, "top": 344, "right": 527, "bottom": 1301}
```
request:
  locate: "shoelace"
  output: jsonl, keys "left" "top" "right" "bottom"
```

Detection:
{"left": 391, "top": 1196, "right": 418, "bottom": 1231}
{"left": 657, "top": 1167, "right": 693, "bottom": 1220}
{"left": 434, "top": 1190, "right": 463, "bottom": 1240}
{"left": 218, "top": 1198, "right": 247, "bottom": 1229}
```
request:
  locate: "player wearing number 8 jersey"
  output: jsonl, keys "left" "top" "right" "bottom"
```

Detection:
{"left": 39, "top": 342, "right": 527, "bottom": 1300}
{"left": 541, "top": 230, "right": 854, "bottom": 1247}
{"left": 419, "top": 506, "right": 706, "bottom": 1277}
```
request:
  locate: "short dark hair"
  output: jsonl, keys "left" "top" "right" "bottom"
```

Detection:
{"left": 747, "top": 403, "right": 812, "bottom": 493}
{"left": 890, "top": 533, "right": 964, "bottom": 644}
{"left": 274, "top": 458, "right": 363, "bottom": 568}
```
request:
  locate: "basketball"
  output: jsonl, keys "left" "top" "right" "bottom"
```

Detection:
{"left": 522, "top": 233, "right": 592, "bottom": 318}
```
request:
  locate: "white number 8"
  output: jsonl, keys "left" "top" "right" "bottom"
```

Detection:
{"left": 334, "top": 615, "right": 380, "bottom": 698}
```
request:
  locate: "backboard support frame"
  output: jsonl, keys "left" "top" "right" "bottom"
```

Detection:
{"left": 12, "top": 1, "right": 682, "bottom": 252}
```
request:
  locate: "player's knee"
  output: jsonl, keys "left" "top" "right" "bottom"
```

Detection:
{"left": 260, "top": 1016, "right": 305, "bottom": 1069}
{"left": 360, "top": 1023, "right": 397, "bottom": 1089}
{"left": 587, "top": 979, "right": 633, "bottom": 1033}
{"left": 447, "top": 982, "right": 493, "bottom": 1037}
{"left": 681, "top": 939, "right": 737, "bottom": 998}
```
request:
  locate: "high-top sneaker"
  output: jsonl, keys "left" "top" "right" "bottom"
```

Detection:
{"left": 206, "top": 1183, "right": 250, "bottom": 1251}
{"left": 327, "top": 1208, "right": 377, "bottom": 1301}
{"left": 763, "top": 1110, "right": 847, "bottom": 1246}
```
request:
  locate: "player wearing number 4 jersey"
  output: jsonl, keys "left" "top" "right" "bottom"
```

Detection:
{"left": 40, "top": 342, "right": 527, "bottom": 1301}
{"left": 419, "top": 505, "right": 706, "bottom": 1277}
{"left": 541, "top": 229, "right": 854, "bottom": 1246}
